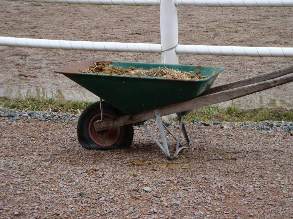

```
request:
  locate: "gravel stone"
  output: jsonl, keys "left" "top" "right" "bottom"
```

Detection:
{"left": 143, "top": 187, "right": 152, "bottom": 193}
{"left": 171, "top": 201, "right": 181, "bottom": 206}
{"left": 99, "top": 197, "right": 106, "bottom": 201}
{"left": 79, "top": 192, "right": 86, "bottom": 197}
{"left": 212, "top": 121, "right": 220, "bottom": 126}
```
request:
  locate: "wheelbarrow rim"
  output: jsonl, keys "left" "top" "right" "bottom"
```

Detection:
{"left": 88, "top": 113, "right": 121, "bottom": 147}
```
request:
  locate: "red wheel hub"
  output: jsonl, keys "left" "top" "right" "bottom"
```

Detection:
{"left": 88, "top": 113, "right": 121, "bottom": 146}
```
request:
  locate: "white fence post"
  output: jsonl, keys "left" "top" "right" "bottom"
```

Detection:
{"left": 160, "top": 0, "right": 179, "bottom": 64}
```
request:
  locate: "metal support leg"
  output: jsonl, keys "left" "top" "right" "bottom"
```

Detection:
{"left": 162, "top": 123, "right": 185, "bottom": 148}
{"left": 182, "top": 123, "right": 190, "bottom": 146}
{"left": 173, "top": 114, "right": 188, "bottom": 158}
{"left": 176, "top": 113, "right": 190, "bottom": 145}
{"left": 143, "top": 125, "right": 165, "bottom": 153}
{"left": 143, "top": 110, "right": 192, "bottom": 159}
{"left": 155, "top": 110, "right": 171, "bottom": 158}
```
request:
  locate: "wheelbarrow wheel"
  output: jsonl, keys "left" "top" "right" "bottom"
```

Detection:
{"left": 77, "top": 102, "right": 134, "bottom": 150}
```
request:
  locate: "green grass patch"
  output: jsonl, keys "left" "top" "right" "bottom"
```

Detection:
{"left": 1, "top": 97, "right": 292, "bottom": 122}
{"left": 184, "top": 106, "right": 293, "bottom": 122}
{"left": 0, "top": 97, "right": 92, "bottom": 114}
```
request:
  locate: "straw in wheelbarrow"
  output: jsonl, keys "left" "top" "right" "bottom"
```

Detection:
{"left": 85, "top": 61, "right": 205, "bottom": 80}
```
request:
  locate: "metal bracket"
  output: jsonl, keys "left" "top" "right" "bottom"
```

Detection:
{"left": 143, "top": 110, "right": 190, "bottom": 159}
{"left": 99, "top": 97, "right": 104, "bottom": 121}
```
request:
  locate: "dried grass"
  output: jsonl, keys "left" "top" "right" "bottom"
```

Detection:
{"left": 85, "top": 61, "right": 204, "bottom": 80}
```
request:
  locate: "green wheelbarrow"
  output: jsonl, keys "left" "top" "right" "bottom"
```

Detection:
{"left": 56, "top": 60, "right": 293, "bottom": 159}
{"left": 56, "top": 60, "right": 223, "bottom": 159}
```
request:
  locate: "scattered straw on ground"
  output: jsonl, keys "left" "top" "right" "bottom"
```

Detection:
{"left": 85, "top": 61, "right": 204, "bottom": 80}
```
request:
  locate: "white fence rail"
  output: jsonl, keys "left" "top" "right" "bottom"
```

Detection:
{"left": 0, "top": 37, "right": 161, "bottom": 53}
{"left": 176, "top": 45, "right": 293, "bottom": 57}
{"left": 23, "top": 0, "right": 293, "bottom": 7}
{"left": 2, "top": 37, "right": 293, "bottom": 57}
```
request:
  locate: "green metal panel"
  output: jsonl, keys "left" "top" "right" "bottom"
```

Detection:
{"left": 63, "top": 61, "right": 224, "bottom": 114}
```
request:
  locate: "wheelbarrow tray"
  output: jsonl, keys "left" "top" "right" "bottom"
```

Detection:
{"left": 56, "top": 60, "right": 224, "bottom": 114}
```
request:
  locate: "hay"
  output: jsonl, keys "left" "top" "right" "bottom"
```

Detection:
{"left": 85, "top": 61, "right": 204, "bottom": 80}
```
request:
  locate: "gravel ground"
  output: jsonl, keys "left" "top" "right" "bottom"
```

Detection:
{"left": 1, "top": 109, "right": 293, "bottom": 218}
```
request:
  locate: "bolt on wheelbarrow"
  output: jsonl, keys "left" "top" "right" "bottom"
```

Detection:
{"left": 56, "top": 60, "right": 293, "bottom": 159}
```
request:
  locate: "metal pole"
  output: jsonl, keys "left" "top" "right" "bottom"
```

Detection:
{"left": 160, "top": 0, "right": 179, "bottom": 64}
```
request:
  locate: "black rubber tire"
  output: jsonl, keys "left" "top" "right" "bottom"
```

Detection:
{"left": 77, "top": 101, "right": 134, "bottom": 150}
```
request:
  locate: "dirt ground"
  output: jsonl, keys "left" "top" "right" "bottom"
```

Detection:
{"left": 0, "top": 118, "right": 293, "bottom": 218}
{"left": 0, "top": 1, "right": 293, "bottom": 107}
